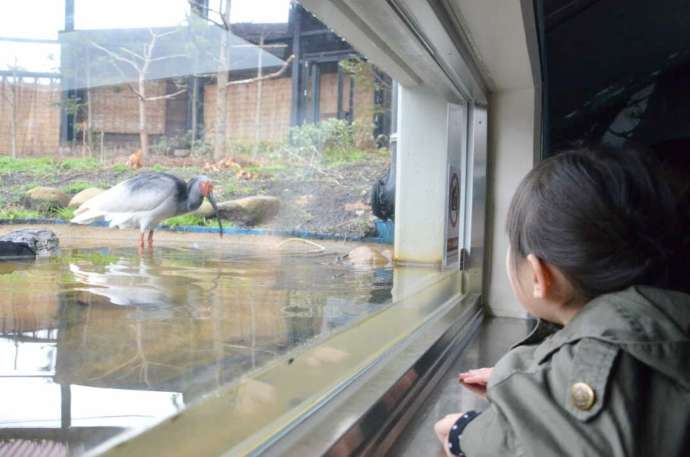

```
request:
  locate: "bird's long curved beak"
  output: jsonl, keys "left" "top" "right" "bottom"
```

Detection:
{"left": 207, "top": 193, "right": 223, "bottom": 238}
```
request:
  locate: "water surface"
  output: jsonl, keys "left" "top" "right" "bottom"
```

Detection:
{"left": 0, "top": 231, "right": 392, "bottom": 455}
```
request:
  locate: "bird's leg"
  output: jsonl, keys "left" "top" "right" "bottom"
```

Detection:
{"left": 147, "top": 230, "right": 154, "bottom": 248}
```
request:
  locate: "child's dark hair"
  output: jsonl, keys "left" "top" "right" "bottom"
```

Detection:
{"left": 507, "top": 146, "right": 690, "bottom": 299}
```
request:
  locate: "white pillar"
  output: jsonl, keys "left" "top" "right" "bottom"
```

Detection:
{"left": 394, "top": 86, "right": 450, "bottom": 266}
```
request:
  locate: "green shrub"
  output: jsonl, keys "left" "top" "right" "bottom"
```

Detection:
{"left": 110, "top": 163, "right": 129, "bottom": 173}
{"left": 59, "top": 158, "right": 100, "bottom": 171}
{"left": 289, "top": 118, "right": 355, "bottom": 156}
{"left": 63, "top": 181, "right": 93, "bottom": 194}
{"left": 163, "top": 214, "right": 211, "bottom": 228}
{"left": 0, "top": 208, "right": 42, "bottom": 220}
{"left": 56, "top": 207, "right": 76, "bottom": 220}
{"left": 0, "top": 157, "right": 100, "bottom": 176}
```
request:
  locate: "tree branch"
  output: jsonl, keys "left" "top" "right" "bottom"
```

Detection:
{"left": 149, "top": 54, "right": 188, "bottom": 63}
{"left": 150, "top": 29, "right": 179, "bottom": 40}
{"left": 227, "top": 54, "right": 294, "bottom": 87}
{"left": 144, "top": 87, "right": 187, "bottom": 101}
{"left": 91, "top": 41, "right": 141, "bottom": 71}
{"left": 126, "top": 82, "right": 144, "bottom": 100}
{"left": 118, "top": 47, "right": 145, "bottom": 62}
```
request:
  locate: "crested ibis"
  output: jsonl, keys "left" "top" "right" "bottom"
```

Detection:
{"left": 71, "top": 172, "right": 223, "bottom": 247}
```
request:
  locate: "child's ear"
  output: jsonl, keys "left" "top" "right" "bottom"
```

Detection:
{"left": 526, "top": 254, "right": 552, "bottom": 299}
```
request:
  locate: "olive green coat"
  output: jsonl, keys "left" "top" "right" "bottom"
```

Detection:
{"left": 462, "top": 286, "right": 690, "bottom": 457}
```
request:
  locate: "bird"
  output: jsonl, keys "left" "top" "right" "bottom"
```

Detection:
{"left": 71, "top": 172, "right": 223, "bottom": 248}
{"left": 126, "top": 149, "right": 144, "bottom": 169}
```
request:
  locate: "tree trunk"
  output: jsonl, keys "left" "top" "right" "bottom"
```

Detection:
{"left": 253, "top": 33, "right": 264, "bottom": 158}
{"left": 213, "top": 0, "right": 232, "bottom": 161}
{"left": 10, "top": 82, "right": 17, "bottom": 159}
{"left": 86, "top": 59, "right": 94, "bottom": 157}
{"left": 138, "top": 77, "right": 149, "bottom": 156}
{"left": 214, "top": 60, "right": 228, "bottom": 160}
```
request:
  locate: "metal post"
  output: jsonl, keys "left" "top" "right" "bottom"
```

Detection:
{"left": 337, "top": 63, "right": 344, "bottom": 119}
{"left": 60, "top": 0, "right": 76, "bottom": 145}
{"left": 289, "top": 4, "right": 302, "bottom": 126}
{"left": 65, "top": 0, "right": 74, "bottom": 31}
{"left": 310, "top": 63, "right": 320, "bottom": 123}
{"left": 348, "top": 75, "right": 355, "bottom": 123}
{"left": 61, "top": 384, "right": 71, "bottom": 430}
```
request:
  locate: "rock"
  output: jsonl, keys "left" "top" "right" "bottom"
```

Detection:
{"left": 0, "top": 229, "right": 59, "bottom": 256}
{"left": 0, "top": 241, "right": 36, "bottom": 259}
{"left": 194, "top": 196, "right": 281, "bottom": 225}
{"left": 217, "top": 196, "right": 280, "bottom": 226}
{"left": 68, "top": 187, "right": 105, "bottom": 208}
{"left": 173, "top": 148, "right": 191, "bottom": 158}
{"left": 23, "top": 187, "right": 70, "bottom": 210}
{"left": 344, "top": 246, "right": 391, "bottom": 267}
{"left": 192, "top": 200, "right": 216, "bottom": 218}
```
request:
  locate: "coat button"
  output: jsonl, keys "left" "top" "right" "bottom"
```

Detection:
{"left": 571, "top": 382, "right": 596, "bottom": 411}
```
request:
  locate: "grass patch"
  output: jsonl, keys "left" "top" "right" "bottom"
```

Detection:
{"left": 223, "top": 179, "right": 253, "bottom": 195}
{"left": 110, "top": 163, "right": 129, "bottom": 173}
{"left": 63, "top": 181, "right": 94, "bottom": 194}
{"left": 163, "top": 213, "right": 234, "bottom": 229}
{"left": 58, "top": 158, "right": 100, "bottom": 171}
{"left": 0, "top": 208, "right": 42, "bottom": 220}
{"left": 0, "top": 157, "right": 101, "bottom": 177}
{"left": 56, "top": 207, "right": 76, "bottom": 220}
{"left": 163, "top": 214, "right": 213, "bottom": 228}
{"left": 323, "top": 148, "right": 369, "bottom": 167}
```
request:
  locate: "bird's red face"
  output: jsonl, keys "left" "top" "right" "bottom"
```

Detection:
{"left": 199, "top": 180, "right": 214, "bottom": 197}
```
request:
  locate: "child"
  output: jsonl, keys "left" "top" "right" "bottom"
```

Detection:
{"left": 435, "top": 147, "right": 690, "bottom": 457}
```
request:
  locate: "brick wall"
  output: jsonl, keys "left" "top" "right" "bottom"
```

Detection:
{"left": 205, "top": 73, "right": 375, "bottom": 145}
{"left": 204, "top": 76, "right": 293, "bottom": 143}
{"left": 0, "top": 80, "right": 61, "bottom": 156}
{"left": 90, "top": 80, "right": 167, "bottom": 135}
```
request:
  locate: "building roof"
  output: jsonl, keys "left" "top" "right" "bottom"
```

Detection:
{"left": 59, "top": 26, "right": 287, "bottom": 90}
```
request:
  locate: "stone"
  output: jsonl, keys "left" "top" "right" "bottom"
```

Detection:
{"left": 23, "top": 187, "right": 71, "bottom": 210}
{"left": 173, "top": 148, "right": 191, "bottom": 158}
{"left": 68, "top": 187, "right": 105, "bottom": 208}
{"left": 0, "top": 229, "right": 59, "bottom": 256}
{"left": 193, "top": 196, "right": 281, "bottom": 225}
{"left": 344, "top": 246, "right": 392, "bottom": 267}
{"left": 0, "top": 241, "right": 36, "bottom": 259}
{"left": 217, "top": 196, "right": 280, "bottom": 226}
{"left": 192, "top": 200, "right": 216, "bottom": 218}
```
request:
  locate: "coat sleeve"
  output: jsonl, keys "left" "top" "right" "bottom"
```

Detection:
{"left": 459, "top": 338, "right": 626, "bottom": 457}
{"left": 459, "top": 403, "right": 525, "bottom": 457}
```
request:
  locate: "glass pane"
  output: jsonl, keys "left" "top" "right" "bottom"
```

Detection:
{"left": 1, "top": 0, "right": 408, "bottom": 453}
{"left": 543, "top": 0, "right": 690, "bottom": 159}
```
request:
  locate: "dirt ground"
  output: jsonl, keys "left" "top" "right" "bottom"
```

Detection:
{"left": 0, "top": 154, "right": 390, "bottom": 239}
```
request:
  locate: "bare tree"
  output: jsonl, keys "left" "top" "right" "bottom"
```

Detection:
{"left": 188, "top": 0, "right": 293, "bottom": 160}
{"left": 91, "top": 29, "right": 187, "bottom": 157}
{"left": 1, "top": 63, "right": 20, "bottom": 159}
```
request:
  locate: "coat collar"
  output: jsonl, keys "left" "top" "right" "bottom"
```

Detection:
{"left": 528, "top": 286, "right": 690, "bottom": 388}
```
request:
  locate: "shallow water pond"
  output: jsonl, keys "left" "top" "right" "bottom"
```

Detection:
{"left": 0, "top": 229, "right": 392, "bottom": 455}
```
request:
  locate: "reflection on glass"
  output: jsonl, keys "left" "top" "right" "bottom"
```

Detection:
{"left": 1, "top": 0, "right": 396, "bottom": 453}
{"left": 0, "top": 242, "right": 392, "bottom": 453}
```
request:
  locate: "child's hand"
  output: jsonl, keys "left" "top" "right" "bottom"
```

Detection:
{"left": 458, "top": 367, "right": 493, "bottom": 399}
{"left": 434, "top": 413, "right": 464, "bottom": 457}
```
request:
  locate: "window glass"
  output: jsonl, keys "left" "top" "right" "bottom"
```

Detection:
{"left": 543, "top": 0, "right": 690, "bottom": 163}
{"left": 0, "top": 1, "right": 405, "bottom": 453}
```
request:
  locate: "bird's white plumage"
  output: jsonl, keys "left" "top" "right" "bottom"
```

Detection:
{"left": 71, "top": 174, "right": 182, "bottom": 232}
